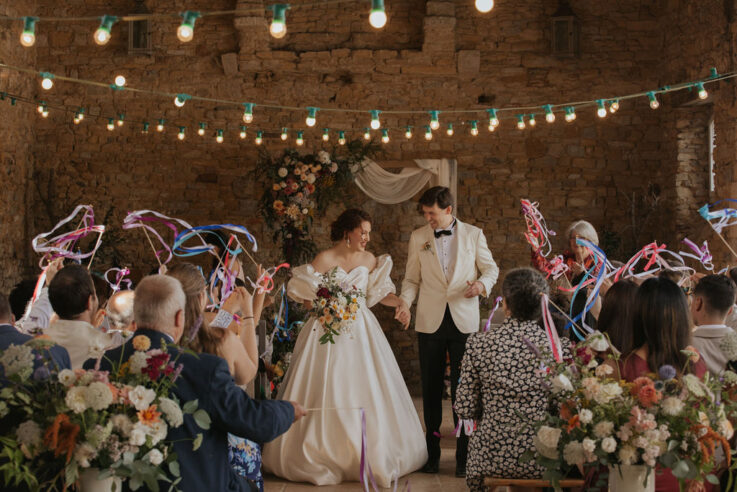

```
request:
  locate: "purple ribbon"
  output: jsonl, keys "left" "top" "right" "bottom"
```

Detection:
{"left": 680, "top": 238, "right": 714, "bottom": 271}
{"left": 360, "top": 408, "right": 380, "bottom": 492}
{"left": 483, "top": 296, "right": 503, "bottom": 332}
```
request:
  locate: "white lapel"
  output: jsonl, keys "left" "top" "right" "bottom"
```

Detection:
{"left": 423, "top": 225, "right": 448, "bottom": 285}
{"left": 448, "top": 219, "right": 467, "bottom": 286}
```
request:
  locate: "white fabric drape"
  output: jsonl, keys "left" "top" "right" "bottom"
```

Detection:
{"left": 354, "top": 158, "right": 457, "bottom": 205}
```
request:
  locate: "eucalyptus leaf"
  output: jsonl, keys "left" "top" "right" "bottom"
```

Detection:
{"left": 182, "top": 400, "right": 198, "bottom": 414}
{"left": 671, "top": 460, "right": 690, "bottom": 479}
{"left": 193, "top": 409, "right": 211, "bottom": 430}
{"left": 193, "top": 433, "right": 203, "bottom": 451}
{"left": 169, "top": 461, "right": 180, "bottom": 477}
{"left": 706, "top": 474, "right": 720, "bottom": 485}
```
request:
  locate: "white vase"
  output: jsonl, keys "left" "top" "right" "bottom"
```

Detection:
{"left": 78, "top": 468, "right": 122, "bottom": 492}
{"left": 608, "top": 464, "right": 654, "bottom": 492}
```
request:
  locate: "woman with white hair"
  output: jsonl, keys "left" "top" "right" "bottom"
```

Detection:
{"left": 564, "top": 220, "right": 602, "bottom": 333}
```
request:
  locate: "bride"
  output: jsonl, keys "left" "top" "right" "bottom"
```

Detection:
{"left": 262, "top": 208, "right": 427, "bottom": 487}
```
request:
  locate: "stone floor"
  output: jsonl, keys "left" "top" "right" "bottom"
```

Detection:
{"left": 263, "top": 397, "right": 469, "bottom": 491}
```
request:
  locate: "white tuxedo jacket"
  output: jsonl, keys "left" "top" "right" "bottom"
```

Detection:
{"left": 400, "top": 220, "right": 499, "bottom": 334}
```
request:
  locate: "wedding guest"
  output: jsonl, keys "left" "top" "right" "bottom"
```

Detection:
{"left": 105, "top": 289, "right": 135, "bottom": 332}
{"left": 14, "top": 258, "right": 64, "bottom": 335}
{"left": 167, "top": 263, "right": 264, "bottom": 490}
{"left": 726, "top": 268, "right": 737, "bottom": 331}
{"left": 46, "top": 264, "right": 121, "bottom": 368}
{"left": 456, "top": 267, "right": 552, "bottom": 491}
{"left": 595, "top": 279, "right": 638, "bottom": 354}
{"left": 8, "top": 278, "right": 36, "bottom": 321}
{"left": 85, "top": 275, "right": 304, "bottom": 492}
{"left": 690, "top": 274, "right": 737, "bottom": 375}
{"left": 565, "top": 220, "right": 601, "bottom": 331}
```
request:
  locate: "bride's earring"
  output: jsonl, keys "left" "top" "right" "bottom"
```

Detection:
{"left": 346, "top": 237, "right": 351, "bottom": 247}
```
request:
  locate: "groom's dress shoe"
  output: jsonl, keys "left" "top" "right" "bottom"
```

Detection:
{"left": 420, "top": 460, "right": 439, "bottom": 474}
{"left": 455, "top": 464, "right": 466, "bottom": 478}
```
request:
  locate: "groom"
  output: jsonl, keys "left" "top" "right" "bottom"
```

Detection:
{"left": 396, "top": 186, "right": 498, "bottom": 477}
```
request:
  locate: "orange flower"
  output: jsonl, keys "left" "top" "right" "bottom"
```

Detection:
{"left": 43, "top": 414, "right": 80, "bottom": 463}
{"left": 273, "top": 200, "right": 285, "bottom": 211}
{"left": 560, "top": 400, "right": 575, "bottom": 421}
{"left": 137, "top": 404, "right": 162, "bottom": 426}
{"left": 684, "top": 346, "right": 701, "bottom": 363}
{"left": 630, "top": 376, "right": 654, "bottom": 396}
{"left": 567, "top": 414, "right": 580, "bottom": 432}
{"left": 132, "top": 335, "right": 151, "bottom": 352}
{"left": 637, "top": 385, "right": 662, "bottom": 408}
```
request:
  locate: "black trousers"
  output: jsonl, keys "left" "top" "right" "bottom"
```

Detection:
{"left": 417, "top": 305, "right": 468, "bottom": 466}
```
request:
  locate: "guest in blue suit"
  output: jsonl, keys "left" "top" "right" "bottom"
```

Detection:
{"left": 84, "top": 275, "right": 305, "bottom": 492}
{"left": 0, "top": 292, "right": 71, "bottom": 375}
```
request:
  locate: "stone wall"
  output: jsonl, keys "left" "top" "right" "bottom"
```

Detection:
{"left": 5, "top": 0, "right": 733, "bottom": 391}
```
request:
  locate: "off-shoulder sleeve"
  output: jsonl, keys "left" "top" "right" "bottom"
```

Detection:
{"left": 366, "top": 255, "right": 396, "bottom": 308}
{"left": 287, "top": 264, "right": 319, "bottom": 303}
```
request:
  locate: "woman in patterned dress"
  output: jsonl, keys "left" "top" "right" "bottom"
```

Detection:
{"left": 456, "top": 267, "right": 553, "bottom": 491}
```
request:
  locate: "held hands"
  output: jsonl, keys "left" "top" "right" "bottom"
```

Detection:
{"left": 463, "top": 281, "right": 485, "bottom": 298}
{"left": 394, "top": 301, "right": 411, "bottom": 330}
{"left": 290, "top": 401, "right": 307, "bottom": 421}
{"left": 222, "top": 286, "right": 253, "bottom": 317}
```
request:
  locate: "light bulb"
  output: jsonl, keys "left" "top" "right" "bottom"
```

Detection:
{"left": 322, "top": 129, "right": 329, "bottom": 141}
{"left": 216, "top": 129, "right": 224, "bottom": 143}
{"left": 475, "top": 0, "right": 494, "bottom": 13}
{"left": 596, "top": 100, "right": 607, "bottom": 118}
{"left": 296, "top": 131, "right": 304, "bottom": 146}
{"left": 20, "top": 32, "right": 35, "bottom": 47}
{"left": 178, "top": 127, "right": 186, "bottom": 140}
{"left": 157, "top": 119, "right": 165, "bottom": 132}
{"left": 381, "top": 129, "right": 389, "bottom": 143}
{"left": 609, "top": 100, "right": 619, "bottom": 113}
{"left": 20, "top": 17, "right": 36, "bottom": 47}
{"left": 198, "top": 123, "right": 206, "bottom": 136}
{"left": 516, "top": 115, "right": 525, "bottom": 130}
{"left": 41, "top": 77, "right": 53, "bottom": 90}
{"left": 269, "top": 5, "right": 290, "bottom": 39}
{"left": 648, "top": 92, "right": 659, "bottom": 109}
{"left": 528, "top": 114, "right": 536, "bottom": 127}
{"left": 364, "top": 128, "right": 371, "bottom": 140}
{"left": 107, "top": 118, "right": 114, "bottom": 130}
{"left": 424, "top": 126, "right": 433, "bottom": 140}
{"left": 486, "top": 109, "right": 499, "bottom": 129}
{"left": 37, "top": 103, "right": 44, "bottom": 114}
{"left": 94, "top": 28, "right": 111, "bottom": 45}
{"left": 255, "top": 131, "right": 263, "bottom": 145}
{"left": 174, "top": 95, "right": 186, "bottom": 107}
{"left": 240, "top": 126, "right": 247, "bottom": 139}
{"left": 544, "top": 105, "right": 555, "bottom": 123}
{"left": 696, "top": 83, "right": 708, "bottom": 100}
{"left": 429, "top": 110, "right": 440, "bottom": 130}
{"left": 142, "top": 122, "right": 150, "bottom": 134}
{"left": 41, "top": 109, "right": 49, "bottom": 118}
{"left": 369, "top": 0, "right": 387, "bottom": 29}
{"left": 117, "top": 114, "right": 124, "bottom": 126}
{"left": 446, "top": 124, "right": 454, "bottom": 136}
{"left": 281, "top": 128, "right": 288, "bottom": 141}
{"left": 270, "top": 22, "right": 286, "bottom": 38}
{"left": 470, "top": 121, "right": 479, "bottom": 136}
{"left": 565, "top": 108, "right": 577, "bottom": 122}
{"left": 405, "top": 126, "right": 413, "bottom": 139}
{"left": 338, "top": 131, "right": 346, "bottom": 145}
{"left": 177, "top": 11, "right": 199, "bottom": 42}
{"left": 242, "top": 103, "right": 254, "bottom": 123}
{"left": 94, "top": 15, "right": 117, "bottom": 45}
{"left": 73, "top": 113, "right": 80, "bottom": 124}
{"left": 306, "top": 107, "right": 317, "bottom": 127}
{"left": 114, "top": 75, "right": 126, "bottom": 87}
{"left": 370, "top": 110, "right": 381, "bottom": 130}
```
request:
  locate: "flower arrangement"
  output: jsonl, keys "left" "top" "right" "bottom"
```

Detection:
{"left": 256, "top": 142, "right": 373, "bottom": 265}
{"left": 310, "top": 267, "right": 365, "bottom": 344}
{"left": 520, "top": 332, "right": 737, "bottom": 490}
{"left": 0, "top": 335, "right": 210, "bottom": 491}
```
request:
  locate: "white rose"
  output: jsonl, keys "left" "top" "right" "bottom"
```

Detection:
{"left": 129, "top": 385, "right": 156, "bottom": 411}
{"left": 84, "top": 381, "right": 113, "bottom": 411}
{"left": 594, "top": 382, "right": 622, "bottom": 405}
{"left": 306, "top": 173, "right": 316, "bottom": 184}
{"left": 58, "top": 369, "right": 76, "bottom": 386}
{"left": 587, "top": 331, "right": 609, "bottom": 352}
{"left": 579, "top": 409, "right": 593, "bottom": 425}
{"left": 278, "top": 167, "right": 288, "bottom": 178}
{"left": 551, "top": 374, "right": 574, "bottom": 393}
{"left": 587, "top": 359, "right": 599, "bottom": 369}
{"left": 720, "top": 418, "right": 734, "bottom": 440}
{"left": 601, "top": 437, "right": 617, "bottom": 453}
{"left": 318, "top": 150, "right": 331, "bottom": 164}
{"left": 87, "top": 338, "right": 108, "bottom": 359}
{"left": 302, "top": 208, "right": 308, "bottom": 215}
{"left": 148, "top": 421, "right": 168, "bottom": 445}
{"left": 562, "top": 441, "right": 585, "bottom": 465}
{"left": 129, "top": 351, "right": 148, "bottom": 375}
{"left": 65, "top": 386, "right": 88, "bottom": 413}
{"left": 594, "top": 421, "right": 614, "bottom": 438}
{"left": 595, "top": 364, "right": 613, "bottom": 378}
{"left": 582, "top": 438, "right": 596, "bottom": 454}
{"left": 147, "top": 449, "right": 164, "bottom": 466}
{"left": 129, "top": 425, "right": 147, "bottom": 446}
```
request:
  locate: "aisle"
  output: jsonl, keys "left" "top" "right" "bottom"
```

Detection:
{"left": 263, "top": 397, "right": 468, "bottom": 491}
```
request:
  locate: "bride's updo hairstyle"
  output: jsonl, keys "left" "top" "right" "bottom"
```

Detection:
{"left": 330, "top": 208, "right": 372, "bottom": 242}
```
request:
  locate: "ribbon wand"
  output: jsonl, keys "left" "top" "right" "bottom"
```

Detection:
{"left": 140, "top": 221, "right": 163, "bottom": 270}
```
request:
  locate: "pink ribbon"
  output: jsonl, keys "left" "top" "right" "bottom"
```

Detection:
{"left": 483, "top": 296, "right": 503, "bottom": 332}
{"left": 122, "top": 210, "right": 195, "bottom": 266}
{"left": 680, "top": 238, "right": 714, "bottom": 271}
{"left": 541, "top": 294, "right": 563, "bottom": 362}
{"left": 104, "top": 267, "right": 132, "bottom": 292}
{"left": 520, "top": 199, "right": 557, "bottom": 258}
{"left": 31, "top": 205, "right": 105, "bottom": 267}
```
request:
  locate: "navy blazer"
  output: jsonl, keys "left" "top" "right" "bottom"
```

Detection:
{"left": 0, "top": 323, "right": 71, "bottom": 373}
{"left": 84, "top": 329, "right": 294, "bottom": 492}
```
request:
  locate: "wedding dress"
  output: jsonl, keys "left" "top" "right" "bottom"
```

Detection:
{"left": 262, "top": 255, "right": 427, "bottom": 487}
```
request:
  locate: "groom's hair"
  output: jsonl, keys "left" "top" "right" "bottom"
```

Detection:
{"left": 418, "top": 186, "right": 454, "bottom": 211}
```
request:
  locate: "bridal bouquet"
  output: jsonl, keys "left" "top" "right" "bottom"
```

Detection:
{"left": 310, "top": 267, "right": 365, "bottom": 344}
{"left": 0, "top": 335, "right": 210, "bottom": 491}
{"left": 520, "top": 332, "right": 737, "bottom": 490}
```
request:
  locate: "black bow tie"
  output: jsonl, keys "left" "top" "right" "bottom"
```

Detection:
{"left": 434, "top": 229, "right": 453, "bottom": 238}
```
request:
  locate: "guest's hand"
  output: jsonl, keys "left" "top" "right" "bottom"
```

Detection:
{"left": 222, "top": 288, "right": 244, "bottom": 314}
{"left": 92, "top": 308, "right": 106, "bottom": 329}
{"left": 463, "top": 281, "right": 485, "bottom": 298}
{"left": 290, "top": 401, "right": 307, "bottom": 421}
{"left": 45, "top": 258, "right": 64, "bottom": 286}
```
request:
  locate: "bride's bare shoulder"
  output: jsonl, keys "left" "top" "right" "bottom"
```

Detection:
{"left": 362, "top": 251, "right": 377, "bottom": 270}
{"left": 311, "top": 250, "right": 335, "bottom": 272}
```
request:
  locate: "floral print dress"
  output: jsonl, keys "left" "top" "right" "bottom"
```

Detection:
{"left": 228, "top": 433, "right": 263, "bottom": 491}
{"left": 456, "top": 318, "right": 550, "bottom": 491}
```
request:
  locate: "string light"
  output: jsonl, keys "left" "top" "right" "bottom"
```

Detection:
{"left": 216, "top": 129, "right": 224, "bottom": 143}
{"left": 475, "top": 0, "right": 494, "bottom": 13}
{"left": 338, "top": 131, "right": 346, "bottom": 145}
{"left": 198, "top": 122, "right": 206, "bottom": 136}
{"left": 177, "top": 11, "right": 200, "bottom": 43}
{"left": 157, "top": 118, "right": 165, "bottom": 132}
{"left": 424, "top": 125, "right": 432, "bottom": 140}
{"left": 429, "top": 110, "right": 440, "bottom": 130}
{"left": 469, "top": 120, "right": 479, "bottom": 136}
{"left": 381, "top": 129, "right": 390, "bottom": 143}
{"left": 370, "top": 110, "right": 381, "bottom": 130}
{"left": 20, "top": 17, "right": 37, "bottom": 47}
{"left": 36, "top": 102, "right": 44, "bottom": 114}
{"left": 116, "top": 113, "right": 125, "bottom": 126}
{"left": 528, "top": 114, "right": 536, "bottom": 127}
{"left": 280, "top": 127, "right": 288, "bottom": 141}
{"left": 564, "top": 106, "right": 576, "bottom": 122}
{"left": 516, "top": 114, "right": 525, "bottom": 130}
{"left": 94, "top": 15, "right": 118, "bottom": 45}
{"left": 322, "top": 128, "right": 329, "bottom": 141}
{"left": 446, "top": 123, "right": 454, "bottom": 136}
{"left": 73, "top": 111, "right": 81, "bottom": 124}
{"left": 405, "top": 125, "right": 413, "bottom": 139}
{"left": 174, "top": 94, "right": 190, "bottom": 107}
{"left": 76, "top": 108, "right": 85, "bottom": 122}
{"left": 596, "top": 99, "right": 607, "bottom": 118}
{"left": 305, "top": 107, "right": 318, "bottom": 127}
{"left": 369, "top": 0, "right": 387, "bottom": 29}
{"left": 695, "top": 82, "right": 708, "bottom": 100}
{"left": 647, "top": 91, "right": 659, "bottom": 109}
{"left": 544, "top": 105, "right": 555, "bottom": 123}
{"left": 242, "top": 103, "right": 254, "bottom": 123}
{"left": 255, "top": 131, "right": 263, "bottom": 145}
{"left": 240, "top": 125, "right": 247, "bottom": 139}
{"left": 296, "top": 130, "right": 304, "bottom": 146}
{"left": 178, "top": 126, "right": 186, "bottom": 140}
{"left": 609, "top": 99, "right": 619, "bottom": 113}
{"left": 363, "top": 128, "right": 371, "bottom": 140}
{"left": 142, "top": 122, "right": 150, "bottom": 134}
{"left": 40, "top": 73, "right": 54, "bottom": 90}
{"left": 107, "top": 118, "right": 115, "bottom": 130}
{"left": 114, "top": 75, "right": 126, "bottom": 87}
{"left": 486, "top": 108, "right": 499, "bottom": 130}
{"left": 269, "top": 4, "right": 290, "bottom": 39}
